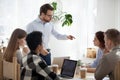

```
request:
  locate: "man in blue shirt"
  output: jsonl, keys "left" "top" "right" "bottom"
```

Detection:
{"left": 26, "top": 3, "right": 75, "bottom": 65}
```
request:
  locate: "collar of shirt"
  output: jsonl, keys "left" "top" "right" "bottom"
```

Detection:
{"left": 30, "top": 51, "right": 40, "bottom": 56}
{"left": 36, "top": 17, "right": 45, "bottom": 24}
{"left": 111, "top": 45, "right": 120, "bottom": 51}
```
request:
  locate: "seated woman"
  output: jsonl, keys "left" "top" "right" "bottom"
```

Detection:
{"left": 3, "top": 28, "right": 29, "bottom": 64}
{"left": 86, "top": 31, "right": 109, "bottom": 73}
{"left": 21, "top": 31, "right": 60, "bottom": 80}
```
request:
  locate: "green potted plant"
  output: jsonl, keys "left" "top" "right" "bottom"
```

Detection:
{"left": 77, "top": 60, "right": 83, "bottom": 66}
{"left": 51, "top": 2, "right": 73, "bottom": 27}
{"left": 76, "top": 60, "right": 83, "bottom": 74}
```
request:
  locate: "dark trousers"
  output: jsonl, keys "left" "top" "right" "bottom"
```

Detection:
{"left": 40, "top": 52, "right": 51, "bottom": 65}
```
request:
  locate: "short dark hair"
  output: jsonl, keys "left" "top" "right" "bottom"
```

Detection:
{"left": 105, "top": 28, "right": 120, "bottom": 46}
{"left": 26, "top": 31, "right": 43, "bottom": 51}
{"left": 40, "top": 3, "right": 54, "bottom": 15}
{"left": 95, "top": 31, "right": 105, "bottom": 49}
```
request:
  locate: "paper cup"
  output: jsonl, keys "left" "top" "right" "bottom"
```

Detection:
{"left": 52, "top": 64, "right": 58, "bottom": 73}
{"left": 80, "top": 68, "right": 87, "bottom": 79}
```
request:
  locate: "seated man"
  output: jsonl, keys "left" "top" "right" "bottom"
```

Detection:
{"left": 21, "top": 31, "right": 60, "bottom": 80}
{"left": 95, "top": 28, "right": 120, "bottom": 80}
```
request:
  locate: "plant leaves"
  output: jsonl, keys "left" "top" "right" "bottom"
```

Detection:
{"left": 62, "top": 14, "right": 73, "bottom": 27}
{"left": 51, "top": 2, "right": 73, "bottom": 27}
{"left": 51, "top": 2, "right": 57, "bottom": 10}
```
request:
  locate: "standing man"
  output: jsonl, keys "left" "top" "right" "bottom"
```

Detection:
{"left": 26, "top": 3, "right": 75, "bottom": 65}
{"left": 95, "top": 28, "right": 120, "bottom": 80}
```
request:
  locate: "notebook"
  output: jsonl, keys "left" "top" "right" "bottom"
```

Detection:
{"left": 59, "top": 59, "right": 77, "bottom": 79}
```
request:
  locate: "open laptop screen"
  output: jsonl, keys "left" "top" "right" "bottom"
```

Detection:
{"left": 60, "top": 59, "right": 77, "bottom": 78}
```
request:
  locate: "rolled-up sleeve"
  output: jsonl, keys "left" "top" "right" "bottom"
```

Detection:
{"left": 51, "top": 26, "right": 67, "bottom": 40}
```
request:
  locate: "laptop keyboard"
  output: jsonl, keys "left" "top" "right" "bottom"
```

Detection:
{"left": 59, "top": 75, "right": 73, "bottom": 79}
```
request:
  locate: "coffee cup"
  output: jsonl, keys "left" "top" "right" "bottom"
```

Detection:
{"left": 48, "top": 65, "right": 53, "bottom": 71}
{"left": 80, "top": 67, "right": 87, "bottom": 79}
{"left": 52, "top": 64, "right": 58, "bottom": 74}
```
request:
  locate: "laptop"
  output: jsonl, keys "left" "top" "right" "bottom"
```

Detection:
{"left": 59, "top": 59, "right": 77, "bottom": 79}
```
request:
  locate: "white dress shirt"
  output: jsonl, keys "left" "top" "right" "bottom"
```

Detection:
{"left": 26, "top": 17, "right": 67, "bottom": 49}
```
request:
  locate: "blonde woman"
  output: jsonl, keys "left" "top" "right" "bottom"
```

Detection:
{"left": 3, "top": 28, "right": 29, "bottom": 64}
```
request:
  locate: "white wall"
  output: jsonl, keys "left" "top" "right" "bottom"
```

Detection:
{"left": 95, "top": 0, "right": 115, "bottom": 31}
{"left": 0, "top": 0, "right": 120, "bottom": 60}
{"left": 94, "top": 0, "right": 120, "bottom": 31}
{"left": 0, "top": 0, "right": 18, "bottom": 37}
{"left": 115, "top": 0, "right": 120, "bottom": 28}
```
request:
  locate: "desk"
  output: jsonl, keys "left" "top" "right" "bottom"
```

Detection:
{"left": 74, "top": 72, "right": 94, "bottom": 80}
{"left": 57, "top": 68, "right": 95, "bottom": 80}
{"left": 59, "top": 73, "right": 94, "bottom": 80}
{"left": 48, "top": 66, "right": 109, "bottom": 80}
{"left": 59, "top": 72, "right": 109, "bottom": 80}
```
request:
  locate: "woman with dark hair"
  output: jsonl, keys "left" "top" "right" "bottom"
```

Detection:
{"left": 90, "top": 31, "right": 105, "bottom": 67}
{"left": 21, "top": 31, "right": 60, "bottom": 80}
{"left": 87, "top": 31, "right": 109, "bottom": 72}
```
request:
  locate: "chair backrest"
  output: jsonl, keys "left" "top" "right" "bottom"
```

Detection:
{"left": 2, "top": 57, "right": 20, "bottom": 80}
{"left": 0, "top": 47, "right": 7, "bottom": 54}
{"left": 114, "top": 61, "right": 120, "bottom": 80}
{"left": 86, "top": 48, "right": 96, "bottom": 58}
{"left": 52, "top": 56, "right": 70, "bottom": 68}
{"left": 3, "top": 47, "right": 7, "bottom": 54}
{"left": 0, "top": 53, "right": 3, "bottom": 80}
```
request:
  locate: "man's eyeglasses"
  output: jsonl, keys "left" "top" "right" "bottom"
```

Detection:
{"left": 46, "top": 14, "right": 53, "bottom": 18}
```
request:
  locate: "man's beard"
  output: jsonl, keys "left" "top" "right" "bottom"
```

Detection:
{"left": 44, "top": 18, "right": 51, "bottom": 22}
